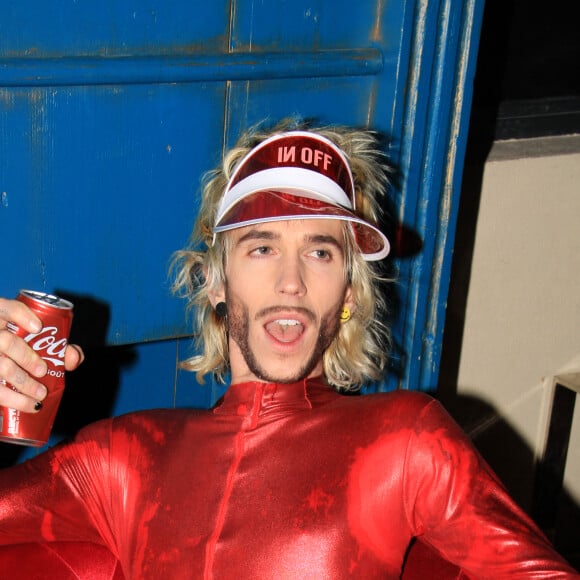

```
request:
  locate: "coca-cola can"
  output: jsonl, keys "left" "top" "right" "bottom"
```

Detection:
{"left": 0, "top": 290, "right": 74, "bottom": 447}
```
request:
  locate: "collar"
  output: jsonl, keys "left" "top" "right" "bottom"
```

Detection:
{"left": 212, "top": 376, "right": 330, "bottom": 421}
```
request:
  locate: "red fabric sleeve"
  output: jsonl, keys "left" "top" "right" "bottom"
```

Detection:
{"left": 403, "top": 399, "right": 577, "bottom": 579}
{"left": 0, "top": 418, "right": 117, "bottom": 550}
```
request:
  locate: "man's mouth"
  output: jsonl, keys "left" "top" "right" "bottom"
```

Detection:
{"left": 264, "top": 319, "right": 305, "bottom": 343}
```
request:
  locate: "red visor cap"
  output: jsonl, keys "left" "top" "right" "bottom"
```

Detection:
{"left": 213, "top": 131, "right": 390, "bottom": 261}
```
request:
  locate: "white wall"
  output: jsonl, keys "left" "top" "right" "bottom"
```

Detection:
{"left": 449, "top": 133, "right": 580, "bottom": 514}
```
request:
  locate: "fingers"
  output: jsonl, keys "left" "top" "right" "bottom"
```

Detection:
{"left": 0, "top": 298, "right": 84, "bottom": 413}
{"left": 0, "top": 333, "right": 48, "bottom": 412}
{"left": 0, "top": 381, "right": 46, "bottom": 413}
{"left": 0, "top": 343, "right": 84, "bottom": 413}
{"left": 0, "top": 297, "right": 42, "bottom": 334}
{"left": 0, "top": 340, "right": 85, "bottom": 413}
{"left": 0, "top": 298, "right": 48, "bottom": 412}
{"left": 64, "top": 343, "right": 85, "bottom": 371}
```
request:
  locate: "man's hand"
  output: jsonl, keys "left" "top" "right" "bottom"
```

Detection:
{"left": 0, "top": 298, "right": 84, "bottom": 413}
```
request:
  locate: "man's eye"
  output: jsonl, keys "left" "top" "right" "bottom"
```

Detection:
{"left": 311, "top": 249, "right": 331, "bottom": 260}
{"left": 251, "top": 246, "right": 271, "bottom": 256}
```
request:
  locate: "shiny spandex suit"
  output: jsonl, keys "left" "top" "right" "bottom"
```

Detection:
{"left": 0, "top": 378, "right": 577, "bottom": 579}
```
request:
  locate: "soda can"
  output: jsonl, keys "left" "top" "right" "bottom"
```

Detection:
{"left": 0, "top": 290, "right": 74, "bottom": 447}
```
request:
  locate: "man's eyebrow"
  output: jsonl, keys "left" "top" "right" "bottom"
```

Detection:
{"left": 305, "top": 234, "right": 344, "bottom": 252}
{"left": 235, "top": 229, "right": 344, "bottom": 251}
{"left": 236, "top": 229, "right": 278, "bottom": 245}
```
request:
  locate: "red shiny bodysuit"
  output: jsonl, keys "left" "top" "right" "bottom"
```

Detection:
{"left": 0, "top": 378, "right": 576, "bottom": 578}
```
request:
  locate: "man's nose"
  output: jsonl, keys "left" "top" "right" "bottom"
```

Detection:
{"left": 275, "top": 255, "right": 307, "bottom": 296}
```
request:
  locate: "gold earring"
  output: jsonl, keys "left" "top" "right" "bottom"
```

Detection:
{"left": 340, "top": 306, "right": 351, "bottom": 323}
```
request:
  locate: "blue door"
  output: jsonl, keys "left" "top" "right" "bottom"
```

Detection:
{"left": 0, "top": 0, "right": 484, "bottom": 459}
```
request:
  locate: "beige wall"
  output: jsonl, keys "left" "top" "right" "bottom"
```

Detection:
{"left": 448, "top": 134, "right": 580, "bottom": 514}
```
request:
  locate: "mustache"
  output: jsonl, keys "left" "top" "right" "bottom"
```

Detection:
{"left": 255, "top": 306, "right": 316, "bottom": 323}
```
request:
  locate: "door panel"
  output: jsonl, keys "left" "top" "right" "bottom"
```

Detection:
{"left": 1, "top": 82, "right": 226, "bottom": 344}
{"left": 0, "top": 0, "right": 485, "bottom": 458}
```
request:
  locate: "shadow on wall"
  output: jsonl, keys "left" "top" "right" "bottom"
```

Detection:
{"left": 0, "top": 292, "right": 137, "bottom": 469}
{"left": 438, "top": 134, "right": 579, "bottom": 569}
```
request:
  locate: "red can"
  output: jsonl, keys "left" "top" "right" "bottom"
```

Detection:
{"left": 0, "top": 290, "right": 74, "bottom": 447}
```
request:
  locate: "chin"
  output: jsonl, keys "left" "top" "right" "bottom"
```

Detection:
{"left": 253, "top": 359, "right": 321, "bottom": 385}
{"left": 255, "top": 369, "right": 304, "bottom": 384}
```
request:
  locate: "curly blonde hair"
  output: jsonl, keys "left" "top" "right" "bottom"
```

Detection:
{"left": 171, "top": 119, "right": 391, "bottom": 391}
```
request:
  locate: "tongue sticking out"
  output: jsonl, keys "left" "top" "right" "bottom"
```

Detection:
{"left": 265, "top": 320, "right": 304, "bottom": 343}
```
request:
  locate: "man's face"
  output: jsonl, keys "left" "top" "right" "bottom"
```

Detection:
{"left": 216, "top": 219, "right": 353, "bottom": 385}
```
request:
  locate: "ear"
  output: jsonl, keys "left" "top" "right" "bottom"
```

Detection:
{"left": 207, "top": 282, "right": 226, "bottom": 310}
{"left": 343, "top": 285, "right": 356, "bottom": 315}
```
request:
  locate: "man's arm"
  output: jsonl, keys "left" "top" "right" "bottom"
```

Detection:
{"left": 405, "top": 399, "right": 578, "bottom": 578}
{"left": 0, "top": 419, "right": 116, "bottom": 548}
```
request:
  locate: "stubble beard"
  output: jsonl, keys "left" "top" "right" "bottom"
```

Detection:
{"left": 227, "top": 298, "right": 341, "bottom": 384}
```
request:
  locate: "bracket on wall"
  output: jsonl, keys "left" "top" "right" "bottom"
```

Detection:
{"left": 532, "top": 372, "right": 579, "bottom": 540}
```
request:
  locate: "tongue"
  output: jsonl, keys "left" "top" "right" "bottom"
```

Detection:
{"left": 265, "top": 321, "right": 304, "bottom": 343}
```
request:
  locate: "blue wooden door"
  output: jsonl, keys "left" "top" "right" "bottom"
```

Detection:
{"left": 0, "top": 0, "right": 484, "bottom": 458}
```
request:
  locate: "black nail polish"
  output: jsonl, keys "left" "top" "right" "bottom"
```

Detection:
{"left": 34, "top": 401, "right": 43, "bottom": 411}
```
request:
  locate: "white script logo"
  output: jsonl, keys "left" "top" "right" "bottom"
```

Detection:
{"left": 24, "top": 326, "right": 68, "bottom": 367}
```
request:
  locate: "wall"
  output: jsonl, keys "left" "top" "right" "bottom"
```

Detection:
{"left": 440, "top": 134, "right": 580, "bottom": 563}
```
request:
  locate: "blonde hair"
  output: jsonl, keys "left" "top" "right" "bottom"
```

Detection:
{"left": 171, "top": 119, "right": 391, "bottom": 391}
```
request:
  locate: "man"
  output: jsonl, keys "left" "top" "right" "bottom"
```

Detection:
{"left": 0, "top": 121, "right": 577, "bottom": 578}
